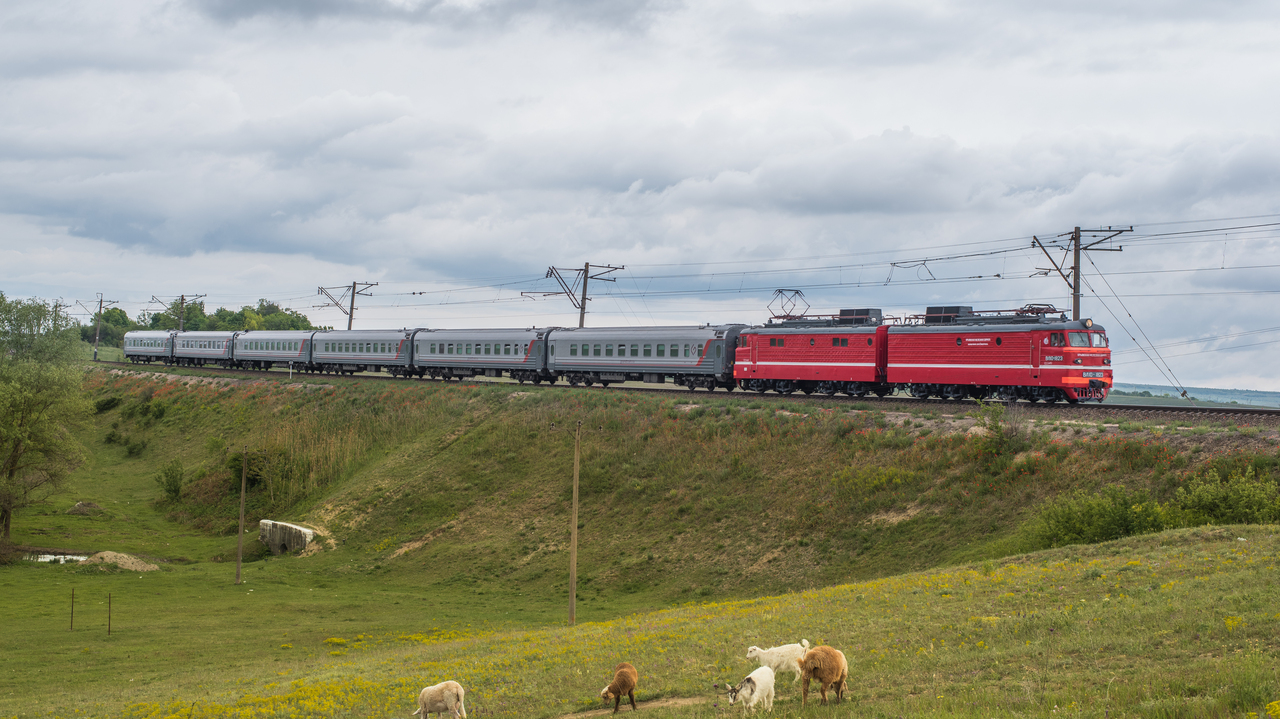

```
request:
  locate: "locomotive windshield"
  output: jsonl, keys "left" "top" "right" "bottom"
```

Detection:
{"left": 1068, "top": 332, "right": 1090, "bottom": 347}
{"left": 1091, "top": 333, "right": 1108, "bottom": 347}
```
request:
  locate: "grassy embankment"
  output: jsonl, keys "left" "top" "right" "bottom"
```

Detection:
{"left": 3, "top": 367, "right": 1279, "bottom": 718}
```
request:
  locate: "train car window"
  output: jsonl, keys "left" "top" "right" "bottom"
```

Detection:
{"left": 657, "top": 344, "right": 665, "bottom": 357}
{"left": 592, "top": 344, "right": 601, "bottom": 357}
{"left": 956, "top": 337, "right": 962, "bottom": 346}
{"left": 1091, "top": 333, "right": 1108, "bottom": 347}
{"left": 778, "top": 338, "right": 785, "bottom": 347}
{"left": 605, "top": 344, "right": 613, "bottom": 357}
{"left": 684, "top": 344, "right": 690, "bottom": 357}
{"left": 695, "top": 343, "right": 703, "bottom": 356}
{"left": 769, "top": 338, "right": 777, "bottom": 347}
{"left": 570, "top": 344, "right": 577, "bottom": 356}
{"left": 643, "top": 344, "right": 651, "bottom": 357}
{"left": 996, "top": 337, "right": 1003, "bottom": 346}
{"left": 631, "top": 344, "right": 639, "bottom": 356}
{"left": 831, "top": 338, "right": 838, "bottom": 347}
{"left": 549, "top": 344, "right": 555, "bottom": 356}
{"left": 445, "top": 343, "right": 452, "bottom": 354}
{"left": 1049, "top": 332, "right": 1066, "bottom": 347}
{"left": 482, "top": 343, "right": 488, "bottom": 355}
{"left": 1068, "top": 332, "right": 1089, "bottom": 347}
{"left": 810, "top": 338, "right": 815, "bottom": 346}
{"left": 716, "top": 344, "right": 722, "bottom": 358}
{"left": 841, "top": 338, "right": 848, "bottom": 347}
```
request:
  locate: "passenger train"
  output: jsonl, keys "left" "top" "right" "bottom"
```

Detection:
{"left": 123, "top": 304, "right": 1111, "bottom": 403}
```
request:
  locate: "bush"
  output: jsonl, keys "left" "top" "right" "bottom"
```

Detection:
{"left": 94, "top": 396, "right": 121, "bottom": 413}
{"left": 1176, "top": 466, "right": 1280, "bottom": 525}
{"left": 155, "top": 458, "right": 184, "bottom": 501}
{"left": 1025, "top": 486, "right": 1179, "bottom": 548}
{"left": 1024, "top": 463, "right": 1280, "bottom": 549}
{"left": 969, "top": 400, "right": 1033, "bottom": 466}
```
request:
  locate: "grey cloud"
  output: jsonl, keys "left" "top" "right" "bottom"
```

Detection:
{"left": 190, "top": 0, "right": 679, "bottom": 30}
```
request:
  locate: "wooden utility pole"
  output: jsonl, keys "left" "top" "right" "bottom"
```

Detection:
{"left": 236, "top": 447, "right": 248, "bottom": 585}
{"left": 1032, "top": 226, "right": 1130, "bottom": 320}
{"left": 317, "top": 282, "right": 378, "bottom": 330}
{"left": 577, "top": 262, "right": 589, "bottom": 328}
{"left": 92, "top": 294, "right": 117, "bottom": 362}
{"left": 150, "top": 293, "right": 204, "bottom": 331}
{"left": 77, "top": 295, "right": 118, "bottom": 361}
{"left": 524, "top": 263, "right": 624, "bottom": 327}
{"left": 569, "top": 421, "right": 581, "bottom": 625}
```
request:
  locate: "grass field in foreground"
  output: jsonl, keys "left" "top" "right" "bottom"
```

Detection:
{"left": 5, "top": 525, "right": 1279, "bottom": 719}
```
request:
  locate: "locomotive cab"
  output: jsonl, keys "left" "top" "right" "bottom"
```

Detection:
{"left": 1039, "top": 320, "right": 1112, "bottom": 402}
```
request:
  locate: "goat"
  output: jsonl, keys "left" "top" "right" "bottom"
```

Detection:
{"left": 600, "top": 662, "right": 639, "bottom": 713}
{"left": 412, "top": 680, "right": 466, "bottom": 719}
{"left": 726, "top": 666, "right": 775, "bottom": 714}
{"left": 798, "top": 646, "right": 847, "bottom": 706}
{"left": 745, "top": 639, "right": 809, "bottom": 685}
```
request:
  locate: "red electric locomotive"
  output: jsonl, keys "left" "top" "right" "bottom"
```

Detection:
{"left": 734, "top": 305, "right": 1112, "bottom": 403}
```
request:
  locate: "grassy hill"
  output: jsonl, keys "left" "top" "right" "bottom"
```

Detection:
{"left": 4, "top": 367, "right": 1280, "bottom": 718}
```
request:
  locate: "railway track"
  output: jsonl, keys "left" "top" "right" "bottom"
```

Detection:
{"left": 96, "top": 360, "right": 1280, "bottom": 425}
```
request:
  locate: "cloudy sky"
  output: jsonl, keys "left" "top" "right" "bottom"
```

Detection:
{"left": 3, "top": 0, "right": 1279, "bottom": 390}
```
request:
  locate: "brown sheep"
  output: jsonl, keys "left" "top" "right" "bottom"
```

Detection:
{"left": 599, "top": 662, "right": 639, "bottom": 713}
{"left": 797, "top": 646, "right": 847, "bottom": 706}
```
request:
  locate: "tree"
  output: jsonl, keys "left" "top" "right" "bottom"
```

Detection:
{"left": 0, "top": 294, "right": 91, "bottom": 540}
{"left": 79, "top": 306, "right": 137, "bottom": 348}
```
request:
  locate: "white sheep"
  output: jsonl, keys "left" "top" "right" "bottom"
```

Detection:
{"left": 411, "top": 680, "right": 467, "bottom": 719}
{"left": 727, "top": 666, "right": 775, "bottom": 714}
{"left": 745, "top": 639, "right": 809, "bottom": 684}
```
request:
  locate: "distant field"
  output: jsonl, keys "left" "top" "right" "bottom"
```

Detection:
{"left": 1110, "top": 383, "right": 1280, "bottom": 409}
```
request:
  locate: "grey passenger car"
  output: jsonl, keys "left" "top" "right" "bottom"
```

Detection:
{"left": 546, "top": 324, "right": 746, "bottom": 390}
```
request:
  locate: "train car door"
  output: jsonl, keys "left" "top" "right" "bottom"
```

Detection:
{"left": 874, "top": 325, "right": 889, "bottom": 383}
{"left": 1030, "top": 334, "right": 1041, "bottom": 382}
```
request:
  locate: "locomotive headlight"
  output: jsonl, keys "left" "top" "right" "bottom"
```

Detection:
{"left": 1073, "top": 359, "right": 1083, "bottom": 364}
{"left": 1083, "top": 318, "right": 1094, "bottom": 328}
{"left": 1103, "top": 359, "right": 1111, "bottom": 365}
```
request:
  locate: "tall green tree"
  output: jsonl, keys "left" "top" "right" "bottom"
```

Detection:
{"left": 0, "top": 293, "right": 91, "bottom": 540}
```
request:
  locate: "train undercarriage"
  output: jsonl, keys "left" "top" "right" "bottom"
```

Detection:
{"left": 737, "top": 378, "right": 1097, "bottom": 403}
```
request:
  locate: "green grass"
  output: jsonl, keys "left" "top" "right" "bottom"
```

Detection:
{"left": 5, "top": 367, "right": 1280, "bottom": 718}
{"left": 5, "top": 526, "right": 1278, "bottom": 718}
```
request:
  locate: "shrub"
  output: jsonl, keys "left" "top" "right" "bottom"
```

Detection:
{"left": 1024, "top": 486, "right": 1179, "bottom": 549}
{"left": 94, "top": 396, "right": 121, "bottom": 413}
{"left": 155, "top": 458, "right": 184, "bottom": 501}
{"left": 1176, "top": 466, "right": 1280, "bottom": 525}
{"left": 969, "top": 400, "right": 1033, "bottom": 466}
